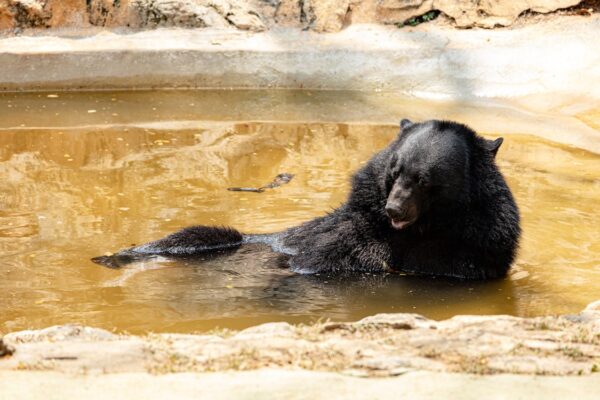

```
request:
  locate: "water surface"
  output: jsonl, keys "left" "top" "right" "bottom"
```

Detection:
{"left": 0, "top": 91, "right": 599, "bottom": 333}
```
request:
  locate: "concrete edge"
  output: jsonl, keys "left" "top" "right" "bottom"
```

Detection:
{"left": 0, "top": 19, "right": 599, "bottom": 98}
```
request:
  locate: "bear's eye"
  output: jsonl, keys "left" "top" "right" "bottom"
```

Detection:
{"left": 395, "top": 165, "right": 404, "bottom": 178}
{"left": 385, "top": 172, "right": 395, "bottom": 193}
{"left": 417, "top": 176, "right": 428, "bottom": 186}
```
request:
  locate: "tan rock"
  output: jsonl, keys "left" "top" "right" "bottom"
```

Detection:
{"left": 274, "top": 0, "right": 302, "bottom": 27}
{"left": 352, "top": 355, "right": 445, "bottom": 372}
{"left": 1, "top": 340, "right": 149, "bottom": 373}
{"left": 3, "top": 324, "right": 118, "bottom": 344}
{"left": 129, "top": 0, "right": 229, "bottom": 28}
{"left": 0, "top": 0, "right": 588, "bottom": 32}
{"left": 356, "top": 313, "right": 436, "bottom": 330}
{"left": 583, "top": 300, "right": 600, "bottom": 335}
{"left": 87, "top": 0, "right": 135, "bottom": 27}
{"left": 303, "top": 0, "right": 351, "bottom": 32}
{"left": 45, "top": 0, "right": 89, "bottom": 27}
{"left": 2, "top": 301, "right": 599, "bottom": 376}
{"left": 377, "top": 0, "right": 434, "bottom": 25}
{"left": 585, "top": 300, "right": 600, "bottom": 313}
{"left": 225, "top": 1, "right": 266, "bottom": 31}
{"left": 275, "top": 0, "right": 355, "bottom": 32}
{"left": 250, "top": 0, "right": 278, "bottom": 27}
{"left": 0, "top": 0, "right": 266, "bottom": 31}
{"left": 235, "top": 322, "right": 296, "bottom": 339}
{"left": 345, "top": 0, "right": 378, "bottom": 24}
{"left": 3, "top": 0, "right": 51, "bottom": 29}
{"left": 436, "top": 0, "right": 583, "bottom": 28}
{"left": 0, "top": 3, "right": 16, "bottom": 30}
{"left": 486, "top": 355, "right": 594, "bottom": 375}
{"left": 128, "top": 0, "right": 265, "bottom": 30}
{"left": 376, "top": 0, "right": 583, "bottom": 28}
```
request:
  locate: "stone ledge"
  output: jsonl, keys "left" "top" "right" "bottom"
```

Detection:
{"left": 1, "top": 300, "right": 599, "bottom": 377}
{"left": 0, "top": 16, "right": 599, "bottom": 100}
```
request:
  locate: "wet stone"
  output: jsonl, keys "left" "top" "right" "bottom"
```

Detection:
{"left": 356, "top": 313, "right": 436, "bottom": 330}
{"left": 3, "top": 325, "right": 118, "bottom": 345}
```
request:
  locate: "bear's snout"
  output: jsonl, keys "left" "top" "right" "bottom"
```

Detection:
{"left": 385, "top": 203, "right": 407, "bottom": 220}
{"left": 385, "top": 200, "right": 418, "bottom": 230}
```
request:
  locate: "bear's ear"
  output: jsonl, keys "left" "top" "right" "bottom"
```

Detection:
{"left": 484, "top": 137, "right": 504, "bottom": 157}
{"left": 400, "top": 119, "right": 413, "bottom": 130}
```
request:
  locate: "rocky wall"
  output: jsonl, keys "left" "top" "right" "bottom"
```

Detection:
{"left": 0, "top": 0, "right": 586, "bottom": 33}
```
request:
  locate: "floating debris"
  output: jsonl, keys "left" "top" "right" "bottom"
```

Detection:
{"left": 228, "top": 173, "right": 294, "bottom": 193}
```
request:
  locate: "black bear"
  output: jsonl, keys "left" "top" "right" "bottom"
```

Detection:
{"left": 93, "top": 119, "right": 520, "bottom": 280}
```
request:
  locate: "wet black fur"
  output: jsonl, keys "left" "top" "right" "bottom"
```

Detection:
{"left": 91, "top": 226, "right": 243, "bottom": 268}
{"left": 94, "top": 120, "right": 520, "bottom": 280}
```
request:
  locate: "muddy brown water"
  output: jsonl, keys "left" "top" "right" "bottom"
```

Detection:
{"left": 0, "top": 90, "right": 599, "bottom": 334}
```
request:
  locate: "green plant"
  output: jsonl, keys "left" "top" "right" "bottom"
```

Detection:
{"left": 396, "top": 10, "right": 441, "bottom": 28}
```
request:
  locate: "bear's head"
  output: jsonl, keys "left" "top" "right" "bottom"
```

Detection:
{"left": 383, "top": 119, "right": 503, "bottom": 230}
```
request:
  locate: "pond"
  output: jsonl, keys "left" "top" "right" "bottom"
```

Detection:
{"left": 0, "top": 90, "right": 599, "bottom": 334}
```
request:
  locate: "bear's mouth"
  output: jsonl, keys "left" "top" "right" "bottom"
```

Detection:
{"left": 390, "top": 218, "right": 414, "bottom": 230}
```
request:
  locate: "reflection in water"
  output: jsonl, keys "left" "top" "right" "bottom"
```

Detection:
{"left": 100, "top": 244, "right": 518, "bottom": 331}
{"left": 0, "top": 116, "right": 598, "bottom": 333}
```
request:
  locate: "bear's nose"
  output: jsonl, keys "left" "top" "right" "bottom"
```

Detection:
{"left": 385, "top": 204, "right": 405, "bottom": 220}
